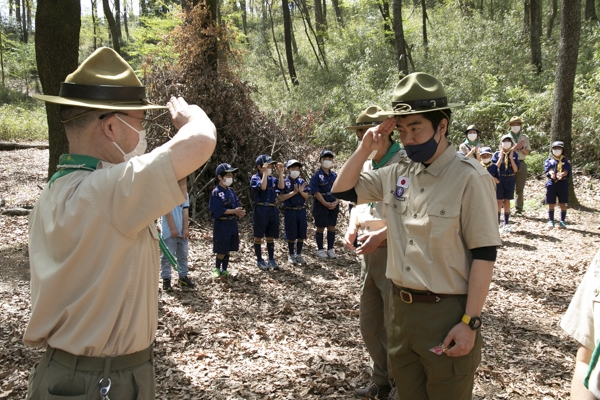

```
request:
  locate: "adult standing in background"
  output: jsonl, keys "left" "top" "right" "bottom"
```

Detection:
{"left": 506, "top": 116, "right": 531, "bottom": 216}
{"left": 459, "top": 125, "right": 482, "bottom": 159}
{"left": 24, "top": 47, "right": 217, "bottom": 399}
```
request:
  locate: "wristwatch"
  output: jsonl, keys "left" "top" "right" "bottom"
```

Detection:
{"left": 461, "top": 314, "right": 482, "bottom": 330}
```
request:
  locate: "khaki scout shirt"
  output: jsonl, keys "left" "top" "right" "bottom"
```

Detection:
{"left": 354, "top": 145, "right": 501, "bottom": 294}
{"left": 24, "top": 147, "right": 184, "bottom": 357}
{"left": 511, "top": 132, "right": 531, "bottom": 161}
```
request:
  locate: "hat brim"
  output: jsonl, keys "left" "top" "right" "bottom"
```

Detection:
{"left": 345, "top": 124, "right": 382, "bottom": 130}
{"left": 380, "top": 103, "right": 465, "bottom": 117}
{"left": 33, "top": 94, "right": 167, "bottom": 111}
{"left": 286, "top": 162, "right": 303, "bottom": 168}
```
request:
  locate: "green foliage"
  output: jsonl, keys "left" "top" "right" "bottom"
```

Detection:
{"left": 0, "top": 104, "right": 48, "bottom": 142}
{"left": 524, "top": 150, "right": 547, "bottom": 177}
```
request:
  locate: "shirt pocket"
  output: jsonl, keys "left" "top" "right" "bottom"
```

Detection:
{"left": 382, "top": 193, "right": 407, "bottom": 219}
{"left": 426, "top": 203, "right": 461, "bottom": 250}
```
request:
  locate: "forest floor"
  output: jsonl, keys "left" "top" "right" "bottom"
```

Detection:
{"left": 1, "top": 147, "right": 600, "bottom": 399}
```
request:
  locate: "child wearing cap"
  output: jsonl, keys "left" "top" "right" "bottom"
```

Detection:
{"left": 278, "top": 160, "right": 309, "bottom": 265}
{"left": 459, "top": 125, "right": 482, "bottom": 159}
{"left": 544, "top": 141, "right": 571, "bottom": 228}
{"left": 309, "top": 150, "right": 340, "bottom": 258}
{"left": 479, "top": 147, "right": 499, "bottom": 184}
{"left": 251, "top": 154, "right": 285, "bottom": 270}
{"left": 493, "top": 135, "right": 520, "bottom": 232}
{"left": 209, "top": 163, "right": 245, "bottom": 278}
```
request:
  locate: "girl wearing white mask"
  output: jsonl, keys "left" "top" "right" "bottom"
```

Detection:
{"left": 492, "top": 135, "right": 520, "bottom": 233}
{"left": 279, "top": 160, "right": 310, "bottom": 265}
{"left": 459, "top": 125, "right": 482, "bottom": 159}
{"left": 543, "top": 141, "right": 571, "bottom": 229}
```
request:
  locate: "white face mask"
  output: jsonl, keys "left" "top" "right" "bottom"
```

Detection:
{"left": 510, "top": 125, "right": 521, "bottom": 134}
{"left": 223, "top": 177, "right": 233, "bottom": 186}
{"left": 289, "top": 170, "right": 300, "bottom": 179}
{"left": 552, "top": 148, "right": 563, "bottom": 157}
{"left": 481, "top": 157, "right": 492, "bottom": 164}
{"left": 266, "top": 168, "right": 272, "bottom": 175}
{"left": 467, "top": 133, "right": 478, "bottom": 142}
{"left": 322, "top": 160, "right": 333, "bottom": 169}
{"left": 367, "top": 150, "right": 378, "bottom": 160}
{"left": 113, "top": 115, "right": 147, "bottom": 162}
{"left": 502, "top": 141, "right": 512, "bottom": 150}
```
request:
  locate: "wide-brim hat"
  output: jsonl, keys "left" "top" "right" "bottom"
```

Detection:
{"left": 551, "top": 141, "right": 564, "bottom": 148}
{"left": 381, "top": 72, "right": 464, "bottom": 116}
{"left": 33, "top": 47, "right": 166, "bottom": 111}
{"left": 320, "top": 149, "right": 334, "bottom": 159}
{"left": 464, "top": 124, "right": 480, "bottom": 134}
{"left": 285, "top": 159, "right": 303, "bottom": 169}
{"left": 256, "top": 154, "right": 276, "bottom": 166}
{"left": 345, "top": 105, "right": 388, "bottom": 130}
{"left": 216, "top": 163, "right": 238, "bottom": 177}
{"left": 507, "top": 116, "right": 523, "bottom": 125}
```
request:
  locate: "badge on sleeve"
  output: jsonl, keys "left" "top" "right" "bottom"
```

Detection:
{"left": 395, "top": 176, "right": 409, "bottom": 200}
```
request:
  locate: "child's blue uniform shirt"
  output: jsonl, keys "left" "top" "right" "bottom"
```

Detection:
{"left": 250, "top": 172, "right": 279, "bottom": 204}
{"left": 209, "top": 185, "right": 240, "bottom": 219}
{"left": 279, "top": 177, "right": 307, "bottom": 208}
{"left": 492, "top": 151, "right": 520, "bottom": 175}
{"left": 544, "top": 156, "right": 571, "bottom": 186}
{"left": 481, "top": 161, "right": 499, "bottom": 180}
{"left": 309, "top": 168, "right": 337, "bottom": 202}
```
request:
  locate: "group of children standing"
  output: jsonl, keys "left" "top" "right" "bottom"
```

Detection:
{"left": 460, "top": 118, "right": 571, "bottom": 233}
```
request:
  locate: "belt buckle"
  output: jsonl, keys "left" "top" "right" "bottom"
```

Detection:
{"left": 400, "top": 290, "right": 413, "bottom": 304}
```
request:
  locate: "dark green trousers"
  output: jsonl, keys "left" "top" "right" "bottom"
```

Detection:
{"left": 388, "top": 290, "right": 482, "bottom": 400}
{"left": 26, "top": 345, "right": 155, "bottom": 400}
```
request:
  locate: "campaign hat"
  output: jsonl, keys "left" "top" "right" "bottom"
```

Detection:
{"left": 345, "top": 106, "right": 388, "bottom": 130}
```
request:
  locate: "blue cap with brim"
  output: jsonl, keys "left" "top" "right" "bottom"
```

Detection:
{"left": 256, "top": 154, "right": 276, "bottom": 166}
{"left": 286, "top": 159, "right": 303, "bottom": 169}
{"left": 216, "top": 163, "right": 238, "bottom": 177}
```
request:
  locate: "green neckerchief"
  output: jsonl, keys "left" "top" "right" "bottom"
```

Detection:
{"left": 372, "top": 141, "right": 402, "bottom": 170}
{"left": 47, "top": 153, "right": 181, "bottom": 273}
{"left": 585, "top": 339, "right": 600, "bottom": 390}
{"left": 510, "top": 130, "right": 521, "bottom": 143}
{"left": 465, "top": 138, "right": 479, "bottom": 147}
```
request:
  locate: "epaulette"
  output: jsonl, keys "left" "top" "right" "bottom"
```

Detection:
{"left": 460, "top": 156, "right": 489, "bottom": 177}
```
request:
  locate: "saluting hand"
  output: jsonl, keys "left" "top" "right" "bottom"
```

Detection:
{"left": 167, "top": 96, "right": 207, "bottom": 131}
{"left": 361, "top": 118, "right": 395, "bottom": 154}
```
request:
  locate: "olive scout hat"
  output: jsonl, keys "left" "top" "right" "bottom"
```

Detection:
{"left": 33, "top": 47, "right": 166, "bottom": 111}
{"left": 464, "top": 125, "right": 480, "bottom": 135}
{"left": 345, "top": 106, "right": 388, "bottom": 131}
{"left": 507, "top": 116, "right": 523, "bottom": 125}
{"left": 215, "top": 163, "right": 238, "bottom": 178}
{"left": 381, "top": 72, "right": 464, "bottom": 116}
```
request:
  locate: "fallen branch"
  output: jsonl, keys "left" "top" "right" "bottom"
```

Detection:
{"left": 0, "top": 142, "right": 49, "bottom": 151}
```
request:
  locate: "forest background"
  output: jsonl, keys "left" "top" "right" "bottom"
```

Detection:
{"left": 0, "top": 0, "right": 599, "bottom": 214}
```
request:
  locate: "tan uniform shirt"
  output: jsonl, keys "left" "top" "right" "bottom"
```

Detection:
{"left": 512, "top": 132, "right": 531, "bottom": 161}
{"left": 24, "top": 147, "right": 184, "bottom": 357}
{"left": 354, "top": 145, "right": 502, "bottom": 294}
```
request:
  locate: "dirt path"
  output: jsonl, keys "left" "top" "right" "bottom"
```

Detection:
{"left": 1, "top": 148, "right": 599, "bottom": 399}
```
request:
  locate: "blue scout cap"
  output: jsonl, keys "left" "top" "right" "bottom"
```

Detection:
{"left": 479, "top": 147, "right": 492, "bottom": 155}
{"left": 286, "top": 159, "right": 302, "bottom": 169}
{"left": 215, "top": 163, "right": 238, "bottom": 177}
{"left": 319, "top": 150, "right": 334, "bottom": 159}
{"left": 551, "top": 141, "right": 564, "bottom": 148}
{"left": 501, "top": 134, "right": 514, "bottom": 143}
{"left": 256, "top": 154, "right": 276, "bottom": 166}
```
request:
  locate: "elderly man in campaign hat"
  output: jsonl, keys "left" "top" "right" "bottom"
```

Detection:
{"left": 24, "top": 47, "right": 216, "bottom": 399}
{"left": 333, "top": 72, "right": 501, "bottom": 399}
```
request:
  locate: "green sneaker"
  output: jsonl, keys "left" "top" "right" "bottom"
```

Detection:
{"left": 212, "top": 268, "right": 221, "bottom": 278}
{"left": 221, "top": 270, "right": 230, "bottom": 278}
{"left": 559, "top": 220, "right": 567, "bottom": 229}
{"left": 547, "top": 220, "right": 555, "bottom": 228}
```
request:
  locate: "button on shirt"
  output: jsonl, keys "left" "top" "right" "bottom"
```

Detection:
{"left": 24, "top": 147, "right": 184, "bottom": 357}
{"left": 250, "top": 173, "right": 279, "bottom": 204}
{"left": 309, "top": 168, "right": 337, "bottom": 202}
{"left": 279, "top": 177, "right": 307, "bottom": 208}
{"left": 161, "top": 194, "right": 190, "bottom": 238}
{"left": 354, "top": 145, "right": 502, "bottom": 294}
{"left": 209, "top": 185, "right": 241, "bottom": 219}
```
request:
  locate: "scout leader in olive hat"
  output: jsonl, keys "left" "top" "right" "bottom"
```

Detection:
{"left": 345, "top": 106, "right": 388, "bottom": 131}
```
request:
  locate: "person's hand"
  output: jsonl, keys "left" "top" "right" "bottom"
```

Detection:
{"left": 442, "top": 322, "right": 476, "bottom": 357}
{"left": 234, "top": 207, "right": 246, "bottom": 218}
{"left": 293, "top": 184, "right": 299, "bottom": 194}
{"left": 360, "top": 118, "right": 395, "bottom": 154}
{"left": 510, "top": 149, "right": 516, "bottom": 158}
{"left": 277, "top": 162, "right": 284, "bottom": 174}
{"left": 467, "top": 147, "right": 477, "bottom": 157}
{"left": 182, "top": 227, "right": 190, "bottom": 240}
{"left": 356, "top": 231, "right": 385, "bottom": 255}
{"left": 171, "top": 230, "right": 180, "bottom": 238}
{"left": 299, "top": 182, "right": 307, "bottom": 192}
{"left": 516, "top": 140, "right": 524, "bottom": 150}
{"left": 167, "top": 96, "right": 206, "bottom": 131}
{"left": 549, "top": 170, "right": 556, "bottom": 179}
{"left": 344, "top": 229, "right": 357, "bottom": 251}
{"left": 262, "top": 163, "right": 270, "bottom": 172}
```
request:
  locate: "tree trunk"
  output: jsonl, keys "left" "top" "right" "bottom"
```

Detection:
{"left": 530, "top": 0, "right": 542, "bottom": 74}
{"left": 523, "top": 0, "right": 530, "bottom": 34}
{"left": 240, "top": 0, "right": 249, "bottom": 42}
{"left": 115, "top": 0, "right": 123, "bottom": 46}
{"left": 21, "top": 0, "right": 28, "bottom": 43}
{"left": 123, "top": 0, "right": 130, "bottom": 42}
{"left": 585, "top": 0, "right": 597, "bottom": 20}
{"left": 392, "top": 0, "right": 408, "bottom": 76}
{"left": 421, "top": 0, "right": 428, "bottom": 60}
{"left": 331, "top": 0, "right": 343, "bottom": 26}
{"left": 297, "top": 0, "right": 326, "bottom": 69}
{"left": 282, "top": 0, "right": 298, "bottom": 85}
{"left": 15, "top": 0, "right": 21, "bottom": 26}
{"left": 550, "top": 0, "right": 581, "bottom": 206}
{"left": 546, "top": 0, "right": 557, "bottom": 38}
{"left": 0, "top": 27, "right": 4, "bottom": 86}
{"left": 140, "top": 0, "right": 147, "bottom": 16}
{"left": 378, "top": 0, "right": 393, "bottom": 42}
{"left": 102, "top": 0, "right": 121, "bottom": 54}
{"left": 314, "top": 0, "right": 325, "bottom": 49}
{"left": 268, "top": 0, "right": 290, "bottom": 91}
{"left": 91, "top": 0, "right": 98, "bottom": 49}
{"left": 35, "top": 0, "right": 81, "bottom": 180}
{"left": 9, "top": 0, "right": 13, "bottom": 17}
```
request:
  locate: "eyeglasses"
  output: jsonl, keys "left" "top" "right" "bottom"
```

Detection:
{"left": 99, "top": 111, "right": 169, "bottom": 130}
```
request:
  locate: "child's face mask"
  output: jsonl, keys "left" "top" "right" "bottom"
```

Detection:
{"left": 322, "top": 160, "right": 333, "bottom": 169}
{"left": 467, "top": 133, "right": 478, "bottom": 142}
{"left": 502, "top": 141, "right": 512, "bottom": 150}
{"left": 481, "top": 157, "right": 492, "bottom": 163}
{"left": 289, "top": 170, "right": 300, "bottom": 179}
{"left": 223, "top": 177, "right": 233, "bottom": 186}
{"left": 552, "top": 148, "right": 563, "bottom": 157}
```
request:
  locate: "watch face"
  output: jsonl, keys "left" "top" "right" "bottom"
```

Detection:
{"left": 470, "top": 317, "right": 482, "bottom": 330}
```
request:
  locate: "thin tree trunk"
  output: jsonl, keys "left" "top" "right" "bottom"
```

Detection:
{"left": 377, "top": 0, "right": 392, "bottom": 42}
{"left": 240, "top": 0, "right": 249, "bottom": 42}
{"left": 123, "top": 0, "right": 130, "bottom": 42}
{"left": 331, "top": 0, "right": 343, "bottom": 26}
{"left": 550, "top": 0, "right": 581, "bottom": 206}
{"left": 546, "top": 0, "right": 557, "bottom": 38}
{"left": 393, "top": 0, "right": 408, "bottom": 76}
{"left": 21, "top": 0, "right": 28, "bottom": 43}
{"left": 523, "top": 0, "right": 530, "bottom": 34}
{"left": 421, "top": 0, "right": 428, "bottom": 60}
{"left": 91, "top": 0, "right": 98, "bottom": 49}
{"left": 0, "top": 27, "right": 4, "bottom": 86}
{"left": 585, "top": 0, "right": 597, "bottom": 20}
{"left": 15, "top": 0, "right": 21, "bottom": 26}
{"left": 115, "top": 0, "right": 123, "bottom": 46}
{"left": 297, "top": 0, "right": 326, "bottom": 69}
{"left": 314, "top": 0, "right": 325, "bottom": 48}
{"left": 530, "top": 0, "right": 542, "bottom": 74}
{"left": 102, "top": 0, "right": 121, "bottom": 54}
{"left": 267, "top": 0, "right": 290, "bottom": 91}
{"left": 282, "top": 0, "right": 298, "bottom": 85}
{"left": 35, "top": 0, "right": 81, "bottom": 180}
{"left": 140, "top": 0, "right": 147, "bottom": 15}
{"left": 9, "top": 0, "right": 13, "bottom": 17}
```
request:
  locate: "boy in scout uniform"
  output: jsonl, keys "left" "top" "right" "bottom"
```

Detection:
{"left": 479, "top": 147, "right": 499, "bottom": 184}
{"left": 24, "top": 48, "right": 217, "bottom": 399}
{"left": 332, "top": 72, "right": 502, "bottom": 400}
{"left": 210, "top": 163, "right": 246, "bottom": 277}
{"left": 493, "top": 134, "right": 520, "bottom": 232}
{"left": 251, "top": 154, "right": 285, "bottom": 270}
{"left": 344, "top": 105, "right": 405, "bottom": 399}
{"left": 310, "top": 150, "right": 340, "bottom": 259}
{"left": 506, "top": 116, "right": 531, "bottom": 216}
{"left": 278, "top": 159, "right": 309, "bottom": 265}
{"left": 544, "top": 141, "right": 571, "bottom": 229}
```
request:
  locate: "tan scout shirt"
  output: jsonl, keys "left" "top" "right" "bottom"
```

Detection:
{"left": 511, "top": 132, "right": 531, "bottom": 161}
{"left": 354, "top": 145, "right": 501, "bottom": 294}
{"left": 24, "top": 147, "right": 184, "bottom": 357}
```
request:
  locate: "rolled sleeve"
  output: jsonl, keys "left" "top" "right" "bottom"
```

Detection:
{"left": 461, "top": 173, "right": 502, "bottom": 249}
{"left": 355, "top": 169, "right": 385, "bottom": 205}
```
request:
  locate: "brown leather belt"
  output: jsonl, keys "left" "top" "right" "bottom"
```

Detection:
{"left": 255, "top": 202, "right": 276, "bottom": 207}
{"left": 393, "top": 285, "right": 456, "bottom": 304}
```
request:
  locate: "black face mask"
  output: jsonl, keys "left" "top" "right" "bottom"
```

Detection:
{"left": 404, "top": 129, "right": 440, "bottom": 163}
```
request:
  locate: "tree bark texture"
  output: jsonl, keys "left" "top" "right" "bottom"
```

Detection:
{"left": 378, "top": 0, "right": 392, "bottom": 41}
{"left": 550, "top": 0, "right": 581, "bottom": 206}
{"left": 331, "top": 0, "right": 344, "bottom": 27}
{"left": 585, "top": 0, "right": 597, "bottom": 20}
{"left": 421, "top": 0, "right": 428, "bottom": 59}
{"left": 282, "top": 0, "right": 298, "bottom": 85}
{"left": 102, "top": 0, "right": 121, "bottom": 54}
{"left": 546, "top": 0, "right": 557, "bottom": 38}
{"left": 35, "top": 0, "right": 81, "bottom": 180}
{"left": 393, "top": 0, "right": 408, "bottom": 76}
{"left": 523, "top": 0, "right": 530, "bottom": 34}
{"left": 314, "top": 0, "right": 325, "bottom": 48}
{"left": 115, "top": 0, "right": 123, "bottom": 46}
{"left": 529, "top": 0, "right": 542, "bottom": 74}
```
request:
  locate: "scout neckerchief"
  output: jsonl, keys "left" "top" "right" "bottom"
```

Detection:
{"left": 553, "top": 154, "right": 564, "bottom": 174}
{"left": 480, "top": 159, "right": 492, "bottom": 170}
{"left": 464, "top": 138, "right": 479, "bottom": 148}
{"left": 48, "top": 154, "right": 181, "bottom": 273}
{"left": 585, "top": 339, "right": 600, "bottom": 390}
{"left": 510, "top": 130, "right": 521, "bottom": 144}
{"left": 372, "top": 141, "right": 401, "bottom": 170}
{"left": 502, "top": 149, "right": 511, "bottom": 169}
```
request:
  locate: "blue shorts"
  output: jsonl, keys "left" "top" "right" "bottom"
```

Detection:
{"left": 496, "top": 176, "right": 516, "bottom": 200}
{"left": 253, "top": 205, "right": 280, "bottom": 238}
{"left": 213, "top": 219, "right": 239, "bottom": 254}
{"left": 284, "top": 208, "right": 308, "bottom": 241}
{"left": 546, "top": 181, "right": 569, "bottom": 204}
{"left": 312, "top": 201, "right": 339, "bottom": 228}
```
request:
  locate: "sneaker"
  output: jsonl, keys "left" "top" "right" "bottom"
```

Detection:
{"left": 516, "top": 210, "right": 523, "bottom": 217}
{"left": 212, "top": 268, "right": 221, "bottom": 278}
{"left": 547, "top": 220, "right": 555, "bottom": 228}
{"left": 353, "top": 382, "right": 391, "bottom": 399}
{"left": 387, "top": 387, "right": 397, "bottom": 400}
{"left": 268, "top": 259, "right": 280, "bottom": 270}
{"left": 503, "top": 225, "right": 511, "bottom": 233}
{"left": 559, "top": 220, "right": 567, "bottom": 229}
{"left": 327, "top": 249, "right": 337, "bottom": 259}
{"left": 257, "top": 260, "right": 269, "bottom": 271}
{"left": 162, "top": 279, "right": 173, "bottom": 292}
{"left": 317, "top": 249, "right": 328, "bottom": 258}
{"left": 295, "top": 254, "right": 307, "bottom": 265}
{"left": 288, "top": 254, "right": 297, "bottom": 265}
{"left": 178, "top": 276, "right": 195, "bottom": 288}
{"left": 221, "top": 270, "right": 230, "bottom": 278}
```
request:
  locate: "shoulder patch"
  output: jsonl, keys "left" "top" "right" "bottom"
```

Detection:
{"left": 461, "top": 157, "right": 489, "bottom": 177}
